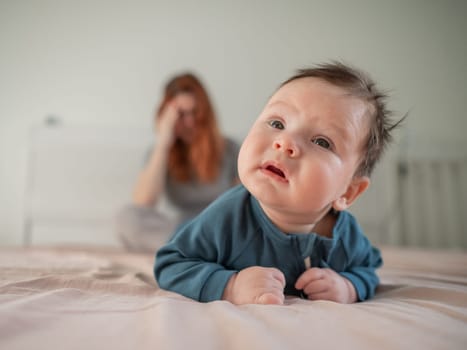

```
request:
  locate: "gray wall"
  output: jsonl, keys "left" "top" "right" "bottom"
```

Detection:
{"left": 1, "top": 0, "right": 466, "bottom": 245}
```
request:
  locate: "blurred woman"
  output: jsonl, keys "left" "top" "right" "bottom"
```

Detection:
{"left": 116, "top": 73, "right": 239, "bottom": 252}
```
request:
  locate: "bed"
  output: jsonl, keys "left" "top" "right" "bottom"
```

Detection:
{"left": 1, "top": 244, "right": 466, "bottom": 350}
{"left": 6, "top": 123, "right": 464, "bottom": 348}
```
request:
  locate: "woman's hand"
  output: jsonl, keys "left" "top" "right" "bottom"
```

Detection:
{"left": 156, "top": 101, "right": 180, "bottom": 149}
{"left": 295, "top": 268, "right": 357, "bottom": 303}
{"left": 222, "top": 266, "right": 286, "bottom": 305}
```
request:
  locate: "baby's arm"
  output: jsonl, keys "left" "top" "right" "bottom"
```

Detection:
{"left": 294, "top": 245, "right": 381, "bottom": 302}
{"left": 156, "top": 239, "right": 286, "bottom": 304}
{"left": 155, "top": 200, "right": 286, "bottom": 304}
{"left": 294, "top": 211, "right": 382, "bottom": 302}
{"left": 222, "top": 266, "right": 286, "bottom": 305}
{"left": 155, "top": 217, "right": 236, "bottom": 302}
{"left": 155, "top": 241, "right": 236, "bottom": 302}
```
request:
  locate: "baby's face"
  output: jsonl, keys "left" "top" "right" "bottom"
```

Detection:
{"left": 238, "top": 77, "right": 370, "bottom": 232}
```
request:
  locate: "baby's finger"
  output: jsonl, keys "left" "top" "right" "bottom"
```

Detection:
{"left": 303, "top": 279, "right": 328, "bottom": 296}
{"left": 269, "top": 268, "right": 286, "bottom": 288}
{"left": 306, "top": 290, "right": 330, "bottom": 301}
{"left": 257, "top": 292, "right": 284, "bottom": 305}
{"left": 295, "top": 268, "right": 324, "bottom": 290}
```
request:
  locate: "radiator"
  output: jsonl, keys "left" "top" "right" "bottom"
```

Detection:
{"left": 397, "top": 157, "right": 467, "bottom": 249}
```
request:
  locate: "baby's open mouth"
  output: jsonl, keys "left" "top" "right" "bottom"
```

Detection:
{"left": 266, "top": 165, "right": 285, "bottom": 178}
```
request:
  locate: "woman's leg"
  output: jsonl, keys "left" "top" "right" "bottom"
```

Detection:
{"left": 115, "top": 204, "right": 176, "bottom": 253}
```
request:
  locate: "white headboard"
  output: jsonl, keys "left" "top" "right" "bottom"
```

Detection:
{"left": 24, "top": 124, "right": 154, "bottom": 246}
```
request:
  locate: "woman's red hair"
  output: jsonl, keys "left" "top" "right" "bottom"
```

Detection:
{"left": 156, "top": 73, "right": 225, "bottom": 183}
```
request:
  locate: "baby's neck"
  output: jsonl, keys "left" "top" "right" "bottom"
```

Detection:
{"left": 312, "top": 210, "right": 338, "bottom": 238}
{"left": 259, "top": 203, "right": 336, "bottom": 235}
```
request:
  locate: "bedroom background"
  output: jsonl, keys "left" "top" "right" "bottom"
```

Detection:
{"left": 0, "top": 0, "right": 466, "bottom": 249}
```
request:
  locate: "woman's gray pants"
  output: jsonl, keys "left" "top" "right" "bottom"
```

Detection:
{"left": 115, "top": 204, "right": 177, "bottom": 253}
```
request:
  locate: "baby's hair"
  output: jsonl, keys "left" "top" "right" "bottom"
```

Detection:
{"left": 281, "top": 61, "right": 405, "bottom": 177}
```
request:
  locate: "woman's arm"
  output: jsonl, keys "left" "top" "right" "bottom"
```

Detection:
{"left": 132, "top": 142, "right": 170, "bottom": 206}
{"left": 132, "top": 102, "right": 179, "bottom": 207}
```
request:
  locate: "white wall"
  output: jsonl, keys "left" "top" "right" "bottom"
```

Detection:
{"left": 1, "top": 0, "right": 466, "bottom": 245}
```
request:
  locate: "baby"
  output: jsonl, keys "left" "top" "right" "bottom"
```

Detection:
{"left": 155, "top": 62, "right": 402, "bottom": 305}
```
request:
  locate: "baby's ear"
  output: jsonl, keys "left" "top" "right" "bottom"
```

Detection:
{"left": 332, "top": 176, "right": 370, "bottom": 211}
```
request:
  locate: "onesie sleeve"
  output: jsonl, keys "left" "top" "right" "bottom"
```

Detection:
{"left": 154, "top": 217, "right": 237, "bottom": 302}
{"left": 340, "top": 241, "right": 382, "bottom": 301}
{"left": 336, "top": 212, "right": 383, "bottom": 301}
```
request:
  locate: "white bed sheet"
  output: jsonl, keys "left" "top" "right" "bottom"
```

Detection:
{"left": 0, "top": 245, "right": 466, "bottom": 350}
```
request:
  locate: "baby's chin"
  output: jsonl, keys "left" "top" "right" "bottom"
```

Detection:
{"left": 246, "top": 185, "right": 327, "bottom": 224}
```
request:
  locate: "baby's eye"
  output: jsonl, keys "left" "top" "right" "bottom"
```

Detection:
{"left": 269, "top": 120, "right": 284, "bottom": 130}
{"left": 312, "top": 137, "right": 331, "bottom": 149}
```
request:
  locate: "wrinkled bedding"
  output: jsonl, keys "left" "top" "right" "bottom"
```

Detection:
{"left": 0, "top": 245, "right": 466, "bottom": 350}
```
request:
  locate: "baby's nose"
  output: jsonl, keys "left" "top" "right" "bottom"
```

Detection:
{"left": 273, "top": 139, "right": 300, "bottom": 157}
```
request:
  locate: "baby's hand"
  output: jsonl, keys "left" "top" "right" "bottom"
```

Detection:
{"left": 222, "top": 266, "right": 286, "bottom": 305}
{"left": 295, "top": 268, "right": 357, "bottom": 304}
